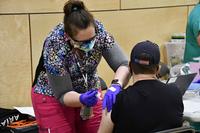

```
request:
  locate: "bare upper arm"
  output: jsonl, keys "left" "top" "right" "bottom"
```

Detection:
{"left": 98, "top": 110, "right": 114, "bottom": 133}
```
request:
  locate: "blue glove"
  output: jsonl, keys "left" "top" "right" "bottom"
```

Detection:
{"left": 102, "top": 84, "right": 122, "bottom": 112}
{"left": 80, "top": 89, "right": 98, "bottom": 107}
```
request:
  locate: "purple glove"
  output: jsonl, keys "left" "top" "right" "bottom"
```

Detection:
{"left": 102, "top": 84, "right": 122, "bottom": 112}
{"left": 80, "top": 89, "right": 98, "bottom": 107}
{"left": 195, "top": 79, "right": 200, "bottom": 83}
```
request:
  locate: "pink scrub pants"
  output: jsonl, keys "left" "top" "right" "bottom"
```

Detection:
{"left": 31, "top": 88, "right": 102, "bottom": 133}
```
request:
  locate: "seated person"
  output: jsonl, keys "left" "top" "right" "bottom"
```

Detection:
{"left": 157, "top": 62, "right": 170, "bottom": 79}
{"left": 98, "top": 40, "right": 184, "bottom": 133}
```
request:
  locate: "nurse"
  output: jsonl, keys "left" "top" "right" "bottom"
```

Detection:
{"left": 31, "top": 0, "right": 130, "bottom": 133}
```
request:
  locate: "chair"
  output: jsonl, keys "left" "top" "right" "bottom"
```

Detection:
{"left": 99, "top": 77, "right": 107, "bottom": 91}
{"left": 155, "top": 126, "right": 195, "bottom": 133}
{"left": 157, "top": 62, "right": 170, "bottom": 78}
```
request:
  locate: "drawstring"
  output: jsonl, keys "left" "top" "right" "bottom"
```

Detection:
{"left": 48, "top": 128, "right": 51, "bottom": 133}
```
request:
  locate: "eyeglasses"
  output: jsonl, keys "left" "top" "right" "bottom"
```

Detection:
{"left": 70, "top": 35, "right": 96, "bottom": 48}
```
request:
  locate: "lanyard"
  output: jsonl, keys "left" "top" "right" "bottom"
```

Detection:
{"left": 74, "top": 54, "right": 88, "bottom": 91}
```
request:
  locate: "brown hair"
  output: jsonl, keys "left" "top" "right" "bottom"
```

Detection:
{"left": 63, "top": 0, "right": 95, "bottom": 38}
{"left": 130, "top": 63, "right": 159, "bottom": 75}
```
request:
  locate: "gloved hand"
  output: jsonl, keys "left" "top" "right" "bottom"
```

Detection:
{"left": 80, "top": 89, "right": 98, "bottom": 107}
{"left": 102, "top": 84, "right": 122, "bottom": 112}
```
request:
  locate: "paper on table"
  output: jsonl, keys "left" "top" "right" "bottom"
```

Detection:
{"left": 167, "top": 77, "right": 177, "bottom": 83}
{"left": 189, "top": 62, "right": 200, "bottom": 82}
{"left": 14, "top": 106, "right": 35, "bottom": 117}
{"left": 183, "top": 100, "right": 200, "bottom": 113}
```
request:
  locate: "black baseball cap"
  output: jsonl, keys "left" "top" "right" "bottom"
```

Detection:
{"left": 130, "top": 40, "right": 160, "bottom": 66}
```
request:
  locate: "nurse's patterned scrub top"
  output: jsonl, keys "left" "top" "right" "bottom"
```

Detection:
{"left": 33, "top": 20, "right": 128, "bottom": 102}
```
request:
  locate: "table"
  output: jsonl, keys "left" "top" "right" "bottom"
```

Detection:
{"left": 183, "top": 91, "right": 200, "bottom": 131}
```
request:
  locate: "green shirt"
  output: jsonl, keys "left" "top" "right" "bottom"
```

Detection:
{"left": 184, "top": 3, "right": 200, "bottom": 63}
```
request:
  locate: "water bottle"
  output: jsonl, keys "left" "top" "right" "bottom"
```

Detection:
{"left": 80, "top": 106, "right": 93, "bottom": 120}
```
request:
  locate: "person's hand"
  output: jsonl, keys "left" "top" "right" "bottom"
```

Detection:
{"left": 102, "top": 84, "right": 122, "bottom": 112}
{"left": 80, "top": 89, "right": 98, "bottom": 107}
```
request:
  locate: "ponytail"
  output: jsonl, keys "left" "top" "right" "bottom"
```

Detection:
{"left": 63, "top": 0, "right": 85, "bottom": 16}
{"left": 63, "top": 0, "right": 95, "bottom": 38}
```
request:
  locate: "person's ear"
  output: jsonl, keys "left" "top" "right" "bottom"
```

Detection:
{"left": 155, "top": 65, "right": 160, "bottom": 78}
{"left": 129, "top": 62, "right": 133, "bottom": 74}
{"left": 156, "top": 65, "right": 159, "bottom": 72}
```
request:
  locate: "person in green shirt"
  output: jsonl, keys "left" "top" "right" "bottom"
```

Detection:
{"left": 184, "top": 2, "right": 200, "bottom": 63}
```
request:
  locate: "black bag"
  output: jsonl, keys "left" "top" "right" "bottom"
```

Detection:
{"left": 0, "top": 108, "right": 23, "bottom": 127}
{"left": 0, "top": 108, "right": 38, "bottom": 133}
{"left": 0, "top": 125, "right": 38, "bottom": 133}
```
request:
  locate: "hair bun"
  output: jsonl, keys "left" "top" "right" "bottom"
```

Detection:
{"left": 71, "top": 6, "right": 79, "bottom": 11}
{"left": 64, "top": 0, "right": 85, "bottom": 15}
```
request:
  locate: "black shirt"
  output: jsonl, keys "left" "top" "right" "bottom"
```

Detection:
{"left": 111, "top": 80, "right": 183, "bottom": 133}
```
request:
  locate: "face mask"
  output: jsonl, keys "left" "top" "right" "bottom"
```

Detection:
{"left": 78, "top": 39, "right": 96, "bottom": 52}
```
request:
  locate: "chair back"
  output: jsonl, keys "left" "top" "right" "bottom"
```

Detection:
{"left": 155, "top": 126, "right": 195, "bottom": 133}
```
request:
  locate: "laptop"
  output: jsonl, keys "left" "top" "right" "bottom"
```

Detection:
{"left": 166, "top": 73, "right": 197, "bottom": 95}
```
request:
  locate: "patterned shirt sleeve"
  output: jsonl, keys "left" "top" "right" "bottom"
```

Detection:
{"left": 43, "top": 24, "right": 68, "bottom": 76}
{"left": 95, "top": 20, "right": 116, "bottom": 50}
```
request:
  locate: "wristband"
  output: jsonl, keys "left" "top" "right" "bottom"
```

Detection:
{"left": 111, "top": 79, "right": 122, "bottom": 87}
